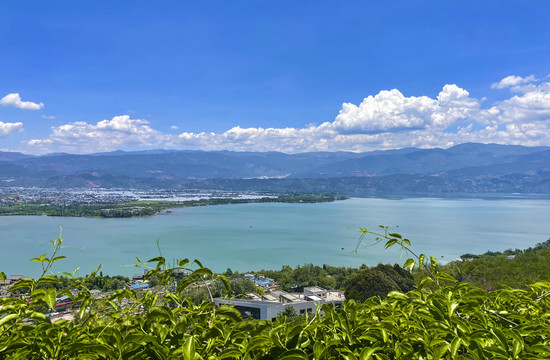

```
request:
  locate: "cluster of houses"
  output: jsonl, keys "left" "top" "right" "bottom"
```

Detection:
{"left": 1, "top": 270, "right": 345, "bottom": 323}
{"left": 243, "top": 273, "right": 275, "bottom": 289}
{"left": 0, "top": 187, "right": 138, "bottom": 205}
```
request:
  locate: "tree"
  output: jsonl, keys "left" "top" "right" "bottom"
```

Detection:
{"left": 374, "top": 264, "right": 415, "bottom": 292}
{"left": 344, "top": 269, "right": 400, "bottom": 302}
{"left": 255, "top": 286, "right": 265, "bottom": 296}
{"left": 280, "top": 306, "right": 297, "bottom": 318}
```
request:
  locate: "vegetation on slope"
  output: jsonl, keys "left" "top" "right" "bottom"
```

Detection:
{"left": 442, "top": 238, "right": 550, "bottom": 291}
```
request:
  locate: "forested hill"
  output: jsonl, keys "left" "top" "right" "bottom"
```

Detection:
{"left": 1, "top": 143, "right": 550, "bottom": 194}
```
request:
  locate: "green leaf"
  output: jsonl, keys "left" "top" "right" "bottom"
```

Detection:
{"left": 418, "top": 254, "right": 425, "bottom": 270}
{"left": 278, "top": 349, "right": 309, "bottom": 360}
{"left": 388, "top": 233, "right": 402, "bottom": 239}
{"left": 0, "top": 313, "right": 18, "bottom": 327}
{"left": 387, "top": 291, "right": 408, "bottom": 300}
{"left": 218, "top": 274, "right": 231, "bottom": 294}
{"left": 403, "top": 258, "right": 415, "bottom": 272}
{"left": 38, "top": 275, "right": 59, "bottom": 284}
{"left": 193, "top": 259, "right": 204, "bottom": 268}
{"left": 492, "top": 328, "right": 509, "bottom": 353}
{"left": 191, "top": 267, "right": 213, "bottom": 277}
{"left": 78, "top": 296, "right": 92, "bottom": 319}
{"left": 0, "top": 271, "right": 5, "bottom": 283}
{"left": 509, "top": 329, "right": 524, "bottom": 357}
{"left": 162, "top": 292, "right": 181, "bottom": 306}
{"left": 430, "top": 256, "right": 438, "bottom": 270}
{"left": 146, "top": 256, "right": 165, "bottom": 264}
{"left": 530, "top": 344, "right": 550, "bottom": 355}
{"left": 182, "top": 336, "right": 196, "bottom": 360}
{"left": 450, "top": 337, "right": 462, "bottom": 358}
{"left": 83, "top": 344, "right": 116, "bottom": 358}
{"left": 29, "top": 311, "right": 48, "bottom": 322}
{"left": 31, "top": 288, "right": 46, "bottom": 301}
{"left": 246, "top": 336, "right": 271, "bottom": 354}
{"left": 219, "top": 349, "right": 242, "bottom": 359}
{"left": 177, "top": 258, "right": 190, "bottom": 267}
{"left": 147, "top": 306, "right": 174, "bottom": 323}
{"left": 435, "top": 272, "right": 456, "bottom": 282}
{"left": 176, "top": 277, "right": 199, "bottom": 293}
{"left": 432, "top": 342, "right": 450, "bottom": 358}
{"left": 45, "top": 288, "right": 56, "bottom": 310}
{"left": 384, "top": 239, "right": 398, "bottom": 248}
{"left": 9, "top": 278, "right": 34, "bottom": 292}
{"left": 359, "top": 347, "right": 377, "bottom": 360}
{"left": 51, "top": 255, "right": 66, "bottom": 263}
{"left": 216, "top": 305, "right": 242, "bottom": 322}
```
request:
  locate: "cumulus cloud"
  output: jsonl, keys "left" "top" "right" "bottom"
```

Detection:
{"left": 331, "top": 85, "right": 479, "bottom": 134}
{"left": 23, "top": 115, "right": 168, "bottom": 154}
{"left": 17, "top": 76, "right": 550, "bottom": 154}
{"left": 491, "top": 75, "right": 539, "bottom": 93}
{"left": 0, "top": 121, "right": 24, "bottom": 137}
{"left": 491, "top": 75, "right": 538, "bottom": 89}
{"left": 0, "top": 93, "right": 44, "bottom": 110}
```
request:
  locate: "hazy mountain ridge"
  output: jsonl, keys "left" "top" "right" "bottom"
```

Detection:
{"left": 1, "top": 143, "right": 549, "bottom": 194}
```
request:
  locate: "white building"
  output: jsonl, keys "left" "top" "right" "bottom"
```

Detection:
{"left": 213, "top": 287, "right": 344, "bottom": 321}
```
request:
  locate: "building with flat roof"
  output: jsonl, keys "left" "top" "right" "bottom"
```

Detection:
{"left": 214, "top": 287, "right": 343, "bottom": 321}
{"left": 214, "top": 297, "right": 319, "bottom": 321}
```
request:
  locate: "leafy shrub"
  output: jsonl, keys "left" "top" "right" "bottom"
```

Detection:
{"left": 1, "top": 228, "right": 550, "bottom": 359}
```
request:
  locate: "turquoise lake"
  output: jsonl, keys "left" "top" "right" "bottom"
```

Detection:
{"left": 2, "top": 197, "right": 550, "bottom": 277}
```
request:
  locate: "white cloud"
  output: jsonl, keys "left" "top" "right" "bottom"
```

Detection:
{"left": 0, "top": 93, "right": 44, "bottom": 110}
{"left": 42, "top": 115, "right": 55, "bottom": 119}
{"left": 23, "top": 115, "right": 168, "bottom": 154}
{"left": 170, "top": 125, "right": 179, "bottom": 130}
{"left": 17, "top": 76, "right": 550, "bottom": 154}
{"left": 491, "top": 75, "right": 538, "bottom": 90}
{"left": 330, "top": 85, "right": 479, "bottom": 135}
{"left": 0, "top": 121, "right": 24, "bottom": 137}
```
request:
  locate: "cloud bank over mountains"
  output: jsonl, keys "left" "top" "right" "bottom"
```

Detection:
{"left": 6, "top": 75, "right": 550, "bottom": 154}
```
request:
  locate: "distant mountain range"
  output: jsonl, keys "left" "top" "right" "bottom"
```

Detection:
{"left": 1, "top": 143, "right": 549, "bottom": 195}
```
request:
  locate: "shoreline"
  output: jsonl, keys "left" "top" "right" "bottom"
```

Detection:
{"left": 0, "top": 194, "right": 348, "bottom": 218}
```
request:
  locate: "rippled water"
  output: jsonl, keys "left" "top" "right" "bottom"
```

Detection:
{"left": 2, "top": 197, "right": 550, "bottom": 277}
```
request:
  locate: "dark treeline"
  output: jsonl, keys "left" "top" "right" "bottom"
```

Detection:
{"left": 224, "top": 263, "right": 363, "bottom": 292}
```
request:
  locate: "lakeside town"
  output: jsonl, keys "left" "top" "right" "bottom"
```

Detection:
{"left": 0, "top": 187, "right": 343, "bottom": 217}
{"left": 1, "top": 268, "right": 345, "bottom": 323}
{"left": 0, "top": 187, "right": 275, "bottom": 206}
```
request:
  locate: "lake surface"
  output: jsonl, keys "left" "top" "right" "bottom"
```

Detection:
{"left": 2, "top": 197, "right": 550, "bottom": 278}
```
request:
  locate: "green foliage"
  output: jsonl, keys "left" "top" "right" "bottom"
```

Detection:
{"left": 345, "top": 269, "right": 399, "bottom": 302}
{"left": 344, "top": 264, "right": 414, "bottom": 302}
{"left": 257, "top": 263, "right": 358, "bottom": 292}
{"left": 2, "top": 229, "right": 550, "bottom": 358}
{"left": 443, "top": 240, "right": 550, "bottom": 291}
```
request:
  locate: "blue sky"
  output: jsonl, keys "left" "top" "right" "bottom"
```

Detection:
{"left": 1, "top": 0, "right": 549, "bottom": 154}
